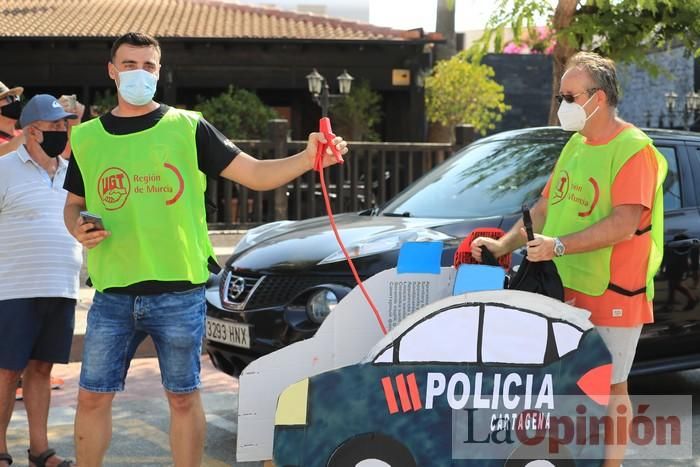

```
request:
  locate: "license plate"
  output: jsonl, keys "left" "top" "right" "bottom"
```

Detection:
{"left": 206, "top": 317, "right": 251, "bottom": 349}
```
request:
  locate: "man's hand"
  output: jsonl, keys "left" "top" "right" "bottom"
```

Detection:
{"left": 304, "top": 132, "right": 348, "bottom": 170}
{"left": 523, "top": 229, "right": 556, "bottom": 262}
{"left": 471, "top": 237, "right": 509, "bottom": 262}
{"left": 220, "top": 131, "right": 348, "bottom": 191}
{"left": 68, "top": 102, "right": 85, "bottom": 127}
{"left": 72, "top": 217, "right": 110, "bottom": 249}
{"left": 59, "top": 94, "right": 86, "bottom": 126}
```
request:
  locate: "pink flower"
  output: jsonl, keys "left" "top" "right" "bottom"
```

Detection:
{"left": 503, "top": 42, "right": 526, "bottom": 54}
{"left": 536, "top": 26, "right": 551, "bottom": 40}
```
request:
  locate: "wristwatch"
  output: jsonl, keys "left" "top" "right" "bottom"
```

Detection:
{"left": 553, "top": 237, "right": 566, "bottom": 257}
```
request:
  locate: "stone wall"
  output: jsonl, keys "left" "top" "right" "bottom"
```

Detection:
{"left": 480, "top": 49, "right": 698, "bottom": 134}
{"left": 617, "top": 47, "right": 696, "bottom": 130}
{"left": 482, "top": 53, "right": 553, "bottom": 133}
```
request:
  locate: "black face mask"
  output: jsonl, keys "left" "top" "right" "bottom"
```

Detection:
{"left": 0, "top": 101, "right": 21, "bottom": 120}
{"left": 38, "top": 131, "right": 68, "bottom": 158}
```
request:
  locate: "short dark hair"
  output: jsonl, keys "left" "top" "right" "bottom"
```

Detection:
{"left": 110, "top": 32, "right": 161, "bottom": 62}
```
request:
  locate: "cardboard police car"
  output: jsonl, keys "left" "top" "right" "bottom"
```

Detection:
{"left": 272, "top": 291, "right": 612, "bottom": 466}
{"left": 235, "top": 242, "right": 612, "bottom": 465}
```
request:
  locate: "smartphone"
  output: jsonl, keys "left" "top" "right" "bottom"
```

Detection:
{"left": 80, "top": 211, "right": 105, "bottom": 231}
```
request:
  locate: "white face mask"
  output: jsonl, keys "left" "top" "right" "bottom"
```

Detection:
{"left": 117, "top": 69, "right": 158, "bottom": 106}
{"left": 557, "top": 93, "right": 599, "bottom": 131}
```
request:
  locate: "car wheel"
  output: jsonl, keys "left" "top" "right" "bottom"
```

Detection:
{"left": 326, "top": 433, "right": 417, "bottom": 467}
{"left": 504, "top": 438, "right": 575, "bottom": 467}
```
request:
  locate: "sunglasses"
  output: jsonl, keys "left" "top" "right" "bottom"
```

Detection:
{"left": 3, "top": 95, "right": 20, "bottom": 105}
{"left": 555, "top": 88, "right": 599, "bottom": 104}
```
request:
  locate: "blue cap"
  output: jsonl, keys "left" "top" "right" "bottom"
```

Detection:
{"left": 19, "top": 94, "right": 78, "bottom": 128}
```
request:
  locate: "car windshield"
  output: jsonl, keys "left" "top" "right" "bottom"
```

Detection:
{"left": 382, "top": 133, "right": 568, "bottom": 218}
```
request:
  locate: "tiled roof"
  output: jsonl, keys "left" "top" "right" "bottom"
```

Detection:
{"left": 0, "top": 0, "right": 421, "bottom": 41}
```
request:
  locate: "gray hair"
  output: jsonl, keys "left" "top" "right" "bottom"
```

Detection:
{"left": 565, "top": 52, "right": 619, "bottom": 107}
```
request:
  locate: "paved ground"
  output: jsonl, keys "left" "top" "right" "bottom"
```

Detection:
{"left": 9, "top": 356, "right": 253, "bottom": 467}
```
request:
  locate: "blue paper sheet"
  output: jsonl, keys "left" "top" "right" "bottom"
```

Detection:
{"left": 453, "top": 264, "right": 505, "bottom": 294}
{"left": 396, "top": 241, "right": 443, "bottom": 274}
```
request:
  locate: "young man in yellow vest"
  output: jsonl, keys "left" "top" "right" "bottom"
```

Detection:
{"left": 472, "top": 52, "right": 667, "bottom": 467}
{"left": 63, "top": 32, "right": 348, "bottom": 466}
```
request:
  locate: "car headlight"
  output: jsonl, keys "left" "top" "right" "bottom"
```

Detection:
{"left": 275, "top": 378, "right": 309, "bottom": 426}
{"left": 233, "top": 220, "right": 295, "bottom": 254}
{"left": 318, "top": 229, "right": 453, "bottom": 265}
{"left": 306, "top": 287, "right": 349, "bottom": 323}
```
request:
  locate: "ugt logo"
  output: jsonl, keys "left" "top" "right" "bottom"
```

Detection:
{"left": 97, "top": 167, "right": 130, "bottom": 210}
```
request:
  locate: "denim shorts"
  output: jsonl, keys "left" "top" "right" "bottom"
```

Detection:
{"left": 0, "top": 297, "right": 76, "bottom": 370}
{"left": 80, "top": 287, "right": 206, "bottom": 393}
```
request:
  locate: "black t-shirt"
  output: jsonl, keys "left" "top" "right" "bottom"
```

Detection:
{"left": 64, "top": 104, "right": 240, "bottom": 295}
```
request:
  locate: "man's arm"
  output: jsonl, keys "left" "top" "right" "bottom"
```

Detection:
{"left": 471, "top": 196, "right": 548, "bottom": 260}
{"left": 64, "top": 192, "right": 85, "bottom": 234}
{"left": 526, "top": 204, "right": 643, "bottom": 262}
{"left": 219, "top": 132, "right": 348, "bottom": 191}
{"left": 499, "top": 195, "right": 549, "bottom": 252}
{"left": 527, "top": 145, "right": 656, "bottom": 262}
{"left": 64, "top": 192, "right": 110, "bottom": 249}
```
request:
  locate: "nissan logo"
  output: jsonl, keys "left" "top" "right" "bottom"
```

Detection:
{"left": 229, "top": 276, "right": 246, "bottom": 301}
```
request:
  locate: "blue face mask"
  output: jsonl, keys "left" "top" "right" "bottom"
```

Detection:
{"left": 117, "top": 69, "right": 158, "bottom": 106}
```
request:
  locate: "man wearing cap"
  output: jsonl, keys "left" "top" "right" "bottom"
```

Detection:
{"left": 0, "top": 82, "right": 24, "bottom": 157}
{"left": 0, "top": 95, "right": 81, "bottom": 467}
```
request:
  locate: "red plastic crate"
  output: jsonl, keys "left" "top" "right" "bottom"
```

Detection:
{"left": 453, "top": 228, "right": 511, "bottom": 270}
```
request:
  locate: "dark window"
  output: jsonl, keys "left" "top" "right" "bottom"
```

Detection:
{"left": 657, "top": 146, "right": 681, "bottom": 211}
{"left": 383, "top": 135, "right": 566, "bottom": 218}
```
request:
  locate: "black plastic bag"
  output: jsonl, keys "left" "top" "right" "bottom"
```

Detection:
{"left": 507, "top": 205, "right": 565, "bottom": 301}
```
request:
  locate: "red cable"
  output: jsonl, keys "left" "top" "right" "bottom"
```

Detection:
{"left": 315, "top": 122, "right": 387, "bottom": 335}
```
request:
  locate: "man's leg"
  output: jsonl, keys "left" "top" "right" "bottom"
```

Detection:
{"left": 24, "top": 360, "right": 51, "bottom": 461}
{"left": 23, "top": 298, "right": 78, "bottom": 466}
{"left": 74, "top": 389, "right": 115, "bottom": 467}
{"left": 142, "top": 287, "right": 207, "bottom": 466}
{"left": 74, "top": 291, "right": 142, "bottom": 467}
{"left": 165, "top": 390, "right": 206, "bottom": 467}
{"left": 0, "top": 368, "right": 22, "bottom": 466}
{"left": 0, "top": 298, "right": 41, "bottom": 466}
{"left": 597, "top": 325, "right": 642, "bottom": 467}
{"left": 604, "top": 381, "right": 632, "bottom": 467}
{"left": 24, "top": 360, "right": 74, "bottom": 467}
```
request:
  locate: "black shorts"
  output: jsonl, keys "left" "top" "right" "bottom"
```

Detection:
{"left": 0, "top": 297, "right": 76, "bottom": 370}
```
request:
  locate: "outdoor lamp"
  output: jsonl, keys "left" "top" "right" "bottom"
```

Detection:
{"left": 337, "top": 70, "right": 354, "bottom": 95}
{"left": 665, "top": 91, "right": 678, "bottom": 113}
{"left": 686, "top": 91, "right": 700, "bottom": 113}
{"left": 661, "top": 90, "right": 700, "bottom": 130}
{"left": 306, "top": 69, "right": 324, "bottom": 96}
{"left": 307, "top": 68, "right": 355, "bottom": 117}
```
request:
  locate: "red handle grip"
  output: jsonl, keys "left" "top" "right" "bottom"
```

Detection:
{"left": 314, "top": 117, "right": 344, "bottom": 172}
